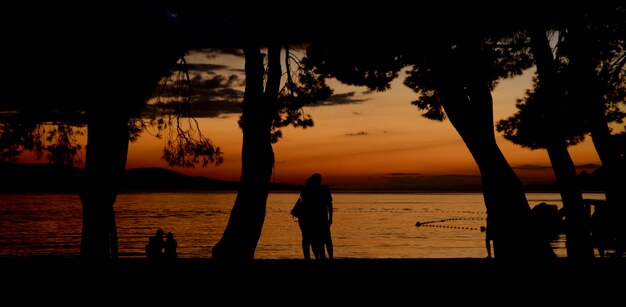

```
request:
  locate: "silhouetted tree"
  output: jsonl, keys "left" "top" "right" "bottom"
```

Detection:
{"left": 561, "top": 6, "right": 626, "bottom": 255}
{"left": 79, "top": 8, "right": 229, "bottom": 261}
{"left": 405, "top": 33, "right": 556, "bottom": 260}
{"left": 0, "top": 102, "right": 86, "bottom": 167}
{"left": 211, "top": 43, "right": 331, "bottom": 265}
{"left": 210, "top": 45, "right": 279, "bottom": 265}
{"left": 303, "top": 31, "right": 554, "bottom": 260}
{"left": 497, "top": 28, "right": 593, "bottom": 260}
{"left": 1, "top": 4, "right": 223, "bottom": 261}
{"left": 0, "top": 119, "right": 42, "bottom": 165}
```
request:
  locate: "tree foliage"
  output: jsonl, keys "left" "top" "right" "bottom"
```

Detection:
{"left": 0, "top": 120, "right": 39, "bottom": 164}
{"left": 0, "top": 111, "right": 85, "bottom": 167}
{"left": 497, "top": 7, "right": 626, "bottom": 150}
{"left": 303, "top": 43, "right": 404, "bottom": 91}
{"left": 497, "top": 80, "right": 588, "bottom": 150}
{"left": 404, "top": 32, "right": 533, "bottom": 121}
{"left": 271, "top": 47, "right": 333, "bottom": 142}
{"left": 142, "top": 57, "right": 224, "bottom": 167}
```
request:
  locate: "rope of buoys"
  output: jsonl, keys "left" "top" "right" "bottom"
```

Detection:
{"left": 416, "top": 215, "right": 485, "bottom": 231}
{"left": 415, "top": 219, "right": 446, "bottom": 226}
{"left": 423, "top": 210, "right": 486, "bottom": 215}
{"left": 418, "top": 224, "right": 481, "bottom": 231}
{"left": 416, "top": 217, "right": 484, "bottom": 226}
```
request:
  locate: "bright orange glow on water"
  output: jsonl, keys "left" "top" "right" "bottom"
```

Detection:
{"left": 0, "top": 192, "right": 605, "bottom": 258}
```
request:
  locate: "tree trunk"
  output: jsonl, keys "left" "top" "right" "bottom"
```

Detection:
{"left": 443, "top": 84, "right": 552, "bottom": 261}
{"left": 588, "top": 124, "right": 626, "bottom": 255}
{"left": 436, "top": 42, "right": 553, "bottom": 260}
{"left": 212, "top": 45, "right": 281, "bottom": 266}
{"left": 546, "top": 142, "right": 593, "bottom": 260}
{"left": 76, "top": 8, "right": 183, "bottom": 262}
{"left": 79, "top": 109, "right": 130, "bottom": 262}
{"left": 529, "top": 27, "right": 593, "bottom": 260}
{"left": 568, "top": 21, "right": 626, "bottom": 255}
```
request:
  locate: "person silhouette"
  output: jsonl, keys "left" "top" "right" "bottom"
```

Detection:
{"left": 297, "top": 173, "right": 334, "bottom": 260}
{"left": 484, "top": 227, "right": 493, "bottom": 258}
{"left": 591, "top": 200, "right": 613, "bottom": 257}
{"left": 146, "top": 228, "right": 165, "bottom": 260}
{"left": 164, "top": 232, "right": 178, "bottom": 260}
{"left": 484, "top": 216, "right": 495, "bottom": 259}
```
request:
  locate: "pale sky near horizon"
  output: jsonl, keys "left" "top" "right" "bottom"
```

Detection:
{"left": 120, "top": 49, "right": 603, "bottom": 189}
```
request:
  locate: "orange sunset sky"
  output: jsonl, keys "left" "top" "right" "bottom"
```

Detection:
{"left": 126, "top": 49, "right": 604, "bottom": 189}
{"left": 23, "top": 49, "right": 604, "bottom": 189}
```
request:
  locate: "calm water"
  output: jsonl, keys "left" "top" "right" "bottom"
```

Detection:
{"left": 0, "top": 192, "right": 605, "bottom": 258}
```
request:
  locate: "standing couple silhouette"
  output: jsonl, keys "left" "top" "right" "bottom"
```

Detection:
{"left": 294, "top": 173, "right": 334, "bottom": 260}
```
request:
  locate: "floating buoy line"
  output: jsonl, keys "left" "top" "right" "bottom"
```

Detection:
{"left": 415, "top": 216, "right": 485, "bottom": 231}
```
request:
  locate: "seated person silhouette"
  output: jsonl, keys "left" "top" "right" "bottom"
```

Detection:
{"left": 146, "top": 229, "right": 165, "bottom": 260}
{"left": 164, "top": 232, "right": 178, "bottom": 260}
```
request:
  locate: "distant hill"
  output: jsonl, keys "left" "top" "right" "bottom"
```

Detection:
{"left": 0, "top": 164, "right": 301, "bottom": 192}
{"left": 576, "top": 167, "right": 606, "bottom": 192}
{"left": 0, "top": 163, "right": 606, "bottom": 193}
{"left": 0, "top": 164, "right": 84, "bottom": 193}
{"left": 522, "top": 167, "right": 606, "bottom": 193}
{"left": 122, "top": 168, "right": 239, "bottom": 191}
{"left": 122, "top": 167, "right": 301, "bottom": 191}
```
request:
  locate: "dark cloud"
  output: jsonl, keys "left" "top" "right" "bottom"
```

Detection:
{"left": 186, "top": 63, "right": 244, "bottom": 74}
{"left": 186, "top": 48, "right": 245, "bottom": 73}
{"left": 196, "top": 48, "right": 245, "bottom": 59}
{"left": 192, "top": 87, "right": 243, "bottom": 101}
{"left": 187, "top": 100, "right": 241, "bottom": 117}
{"left": 190, "top": 74, "right": 245, "bottom": 91}
{"left": 217, "top": 48, "right": 245, "bottom": 57}
{"left": 309, "top": 91, "right": 372, "bottom": 106}
{"left": 345, "top": 131, "right": 368, "bottom": 136}
{"left": 185, "top": 74, "right": 244, "bottom": 117}
{"left": 152, "top": 73, "right": 244, "bottom": 118}
{"left": 186, "top": 63, "right": 230, "bottom": 72}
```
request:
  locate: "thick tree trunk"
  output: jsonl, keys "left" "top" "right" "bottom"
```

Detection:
{"left": 568, "top": 22, "right": 626, "bottom": 255}
{"left": 589, "top": 125, "right": 626, "bottom": 255}
{"left": 546, "top": 143, "right": 593, "bottom": 260}
{"left": 439, "top": 72, "right": 553, "bottom": 261}
{"left": 529, "top": 27, "right": 593, "bottom": 260}
{"left": 212, "top": 45, "right": 281, "bottom": 266}
{"left": 77, "top": 8, "right": 182, "bottom": 262}
{"left": 79, "top": 109, "right": 130, "bottom": 261}
{"left": 428, "top": 35, "right": 553, "bottom": 261}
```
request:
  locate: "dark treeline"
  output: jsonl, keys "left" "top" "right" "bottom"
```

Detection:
{"left": 1, "top": 3, "right": 624, "bottom": 267}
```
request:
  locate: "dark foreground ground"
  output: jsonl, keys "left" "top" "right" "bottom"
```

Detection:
{"left": 2, "top": 257, "right": 625, "bottom": 303}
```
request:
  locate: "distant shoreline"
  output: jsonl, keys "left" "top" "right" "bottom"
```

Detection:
{"left": 0, "top": 164, "right": 605, "bottom": 193}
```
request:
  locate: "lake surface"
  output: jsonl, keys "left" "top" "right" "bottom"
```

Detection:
{"left": 0, "top": 192, "right": 605, "bottom": 258}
